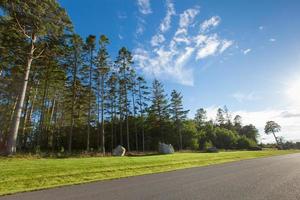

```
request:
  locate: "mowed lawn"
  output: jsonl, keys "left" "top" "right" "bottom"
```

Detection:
{"left": 0, "top": 150, "right": 299, "bottom": 196}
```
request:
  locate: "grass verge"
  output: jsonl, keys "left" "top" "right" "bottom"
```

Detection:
{"left": 0, "top": 150, "right": 299, "bottom": 196}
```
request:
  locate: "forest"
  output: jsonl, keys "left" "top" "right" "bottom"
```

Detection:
{"left": 0, "top": 0, "right": 260, "bottom": 155}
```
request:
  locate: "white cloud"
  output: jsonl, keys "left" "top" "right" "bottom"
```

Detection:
{"left": 259, "top": 26, "right": 264, "bottom": 30}
{"left": 220, "top": 40, "right": 233, "bottom": 53}
{"left": 269, "top": 38, "right": 276, "bottom": 42}
{"left": 150, "top": 0, "right": 175, "bottom": 47}
{"left": 196, "top": 34, "right": 220, "bottom": 59}
{"left": 179, "top": 7, "right": 199, "bottom": 28}
{"left": 134, "top": 6, "right": 233, "bottom": 86}
{"left": 160, "top": 0, "right": 175, "bottom": 33}
{"left": 201, "top": 16, "right": 221, "bottom": 32}
{"left": 137, "top": 0, "right": 152, "bottom": 15}
{"left": 232, "top": 91, "right": 259, "bottom": 102}
{"left": 204, "top": 106, "right": 300, "bottom": 143}
{"left": 243, "top": 48, "right": 251, "bottom": 55}
{"left": 151, "top": 34, "right": 165, "bottom": 46}
{"left": 136, "top": 16, "right": 146, "bottom": 35}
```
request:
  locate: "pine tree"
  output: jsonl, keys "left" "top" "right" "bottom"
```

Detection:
{"left": 216, "top": 108, "right": 225, "bottom": 126}
{"left": 136, "top": 76, "right": 149, "bottom": 152}
{"left": 129, "top": 69, "right": 139, "bottom": 151}
{"left": 115, "top": 47, "right": 133, "bottom": 152}
{"left": 84, "top": 35, "right": 96, "bottom": 151}
{"left": 66, "top": 34, "right": 84, "bottom": 153}
{"left": 169, "top": 90, "right": 189, "bottom": 150}
{"left": 194, "top": 108, "right": 207, "bottom": 130}
{"left": 96, "top": 35, "right": 110, "bottom": 155}
{"left": 107, "top": 72, "right": 118, "bottom": 151}
{"left": 1, "top": 0, "right": 71, "bottom": 154}
{"left": 149, "top": 79, "right": 169, "bottom": 143}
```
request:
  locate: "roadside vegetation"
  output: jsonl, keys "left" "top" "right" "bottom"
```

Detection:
{"left": 1, "top": 150, "right": 299, "bottom": 196}
{"left": 2, "top": 0, "right": 299, "bottom": 156}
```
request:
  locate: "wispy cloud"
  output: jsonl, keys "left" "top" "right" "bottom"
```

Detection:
{"left": 117, "top": 12, "right": 127, "bottom": 19}
{"left": 179, "top": 7, "right": 199, "bottom": 28}
{"left": 200, "top": 16, "right": 221, "bottom": 32}
{"left": 232, "top": 91, "right": 259, "bottom": 102}
{"left": 136, "top": 16, "right": 146, "bottom": 35}
{"left": 160, "top": 0, "right": 176, "bottom": 33}
{"left": 269, "top": 38, "right": 276, "bottom": 42}
{"left": 259, "top": 26, "right": 264, "bottom": 30}
{"left": 243, "top": 48, "right": 251, "bottom": 55}
{"left": 137, "top": 0, "right": 152, "bottom": 15}
{"left": 118, "top": 34, "right": 123, "bottom": 40}
{"left": 134, "top": 4, "right": 233, "bottom": 86}
{"left": 280, "top": 111, "right": 300, "bottom": 118}
{"left": 151, "top": 0, "right": 175, "bottom": 47}
{"left": 195, "top": 34, "right": 231, "bottom": 60}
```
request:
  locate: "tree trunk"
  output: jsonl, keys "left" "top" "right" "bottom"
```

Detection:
{"left": 39, "top": 66, "right": 50, "bottom": 148}
{"left": 23, "top": 86, "right": 38, "bottom": 149}
{"left": 7, "top": 36, "right": 36, "bottom": 154}
{"left": 19, "top": 91, "right": 31, "bottom": 149}
{"left": 110, "top": 101, "right": 114, "bottom": 152}
{"left": 69, "top": 52, "right": 78, "bottom": 153}
{"left": 97, "top": 76, "right": 101, "bottom": 151}
{"left": 132, "top": 91, "right": 138, "bottom": 151}
{"left": 48, "top": 98, "right": 56, "bottom": 150}
{"left": 101, "top": 75, "right": 105, "bottom": 155}
{"left": 179, "top": 125, "right": 183, "bottom": 150}
{"left": 87, "top": 48, "right": 93, "bottom": 151}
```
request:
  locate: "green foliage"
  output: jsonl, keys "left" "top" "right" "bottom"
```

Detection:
{"left": 203, "top": 140, "right": 213, "bottom": 150}
{"left": 0, "top": 0, "right": 261, "bottom": 154}
{"left": 236, "top": 136, "right": 256, "bottom": 149}
{"left": 214, "top": 128, "right": 238, "bottom": 149}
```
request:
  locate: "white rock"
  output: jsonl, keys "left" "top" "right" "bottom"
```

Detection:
{"left": 158, "top": 142, "right": 175, "bottom": 154}
{"left": 112, "top": 145, "right": 126, "bottom": 156}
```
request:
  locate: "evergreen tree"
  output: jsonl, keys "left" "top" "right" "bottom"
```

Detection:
{"left": 84, "top": 35, "right": 96, "bottom": 151}
{"left": 115, "top": 47, "right": 133, "bottom": 152}
{"left": 66, "top": 34, "right": 84, "bottom": 153}
{"left": 96, "top": 35, "right": 110, "bottom": 155}
{"left": 107, "top": 72, "right": 118, "bottom": 151}
{"left": 194, "top": 108, "right": 207, "bottom": 130}
{"left": 149, "top": 79, "right": 169, "bottom": 143}
{"left": 136, "top": 76, "right": 149, "bottom": 152}
{"left": 169, "top": 90, "right": 189, "bottom": 150}
{"left": 1, "top": 0, "right": 71, "bottom": 154}
{"left": 216, "top": 108, "right": 225, "bottom": 126}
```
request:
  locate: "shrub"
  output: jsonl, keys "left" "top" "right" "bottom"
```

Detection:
{"left": 190, "top": 138, "right": 199, "bottom": 150}
{"left": 202, "top": 140, "right": 213, "bottom": 150}
{"left": 214, "top": 128, "right": 238, "bottom": 149}
{"left": 236, "top": 136, "right": 256, "bottom": 149}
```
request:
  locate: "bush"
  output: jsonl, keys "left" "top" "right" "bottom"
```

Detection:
{"left": 190, "top": 138, "right": 199, "bottom": 150}
{"left": 236, "top": 136, "right": 256, "bottom": 149}
{"left": 202, "top": 140, "right": 213, "bottom": 150}
{"left": 214, "top": 128, "right": 238, "bottom": 149}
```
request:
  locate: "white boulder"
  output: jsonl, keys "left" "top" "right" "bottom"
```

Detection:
{"left": 112, "top": 145, "right": 126, "bottom": 156}
{"left": 158, "top": 142, "right": 175, "bottom": 154}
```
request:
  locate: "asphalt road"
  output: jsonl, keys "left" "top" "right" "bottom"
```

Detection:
{"left": 1, "top": 153, "right": 300, "bottom": 200}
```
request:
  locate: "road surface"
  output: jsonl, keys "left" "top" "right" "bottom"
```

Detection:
{"left": 1, "top": 153, "right": 300, "bottom": 200}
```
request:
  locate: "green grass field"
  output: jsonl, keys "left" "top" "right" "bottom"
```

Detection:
{"left": 0, "top": 150, "right": 299, "bottom": 196}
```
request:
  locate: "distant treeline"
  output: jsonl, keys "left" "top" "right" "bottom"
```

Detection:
{"left": 0, "top": 0, "right": 261, "bottom": 155}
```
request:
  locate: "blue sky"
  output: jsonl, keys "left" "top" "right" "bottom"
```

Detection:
{"left": 59, "top": 0, "right": 300, "bottom": 142}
